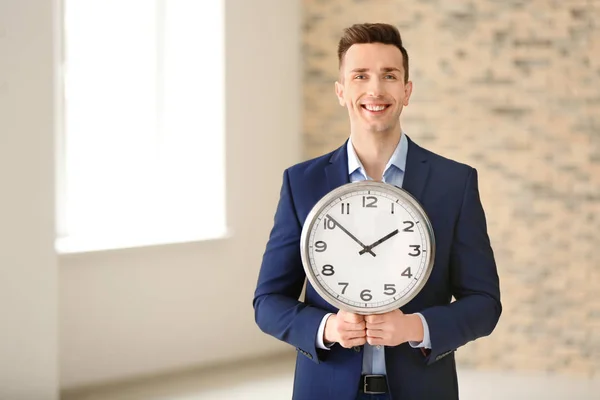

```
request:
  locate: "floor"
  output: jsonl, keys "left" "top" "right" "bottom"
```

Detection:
{"left": 62, "top": 353, "right": 600, "bottom": 400}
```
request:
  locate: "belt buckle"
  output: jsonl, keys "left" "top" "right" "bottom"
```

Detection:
{"left": 363, "top": 374, "right": 385, "bottom": 395}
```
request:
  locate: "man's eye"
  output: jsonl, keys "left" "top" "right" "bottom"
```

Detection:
{"left": 354, "top": 75, "right": 366, "bottom": 80}
{"left": 384, "top": 74, "right": 396, "bottom": 79}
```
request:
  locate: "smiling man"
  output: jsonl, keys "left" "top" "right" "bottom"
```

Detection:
{"left": 253, "top": 23, "right": 502, "bottom": 400}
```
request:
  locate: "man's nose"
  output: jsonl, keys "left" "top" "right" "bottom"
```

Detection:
{"left": 366, "top": 78, "right": 384, "bottom": 97}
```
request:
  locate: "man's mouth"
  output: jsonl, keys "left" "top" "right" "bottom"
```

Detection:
{"left": 361, "top": 104, "right": 391, "bottom": 113}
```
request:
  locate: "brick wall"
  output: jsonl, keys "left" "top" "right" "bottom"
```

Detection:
{"left": 303, "top": 0, "right": 600, "bottom": 376}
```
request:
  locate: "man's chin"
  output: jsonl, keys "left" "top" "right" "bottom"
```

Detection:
{"left": 364, "top": 123, "right": 394, "bottom": 133}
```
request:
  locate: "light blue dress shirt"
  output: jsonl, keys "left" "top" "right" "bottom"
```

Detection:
{"left": 316, "top": 133, "right": 431, "bottom": 375}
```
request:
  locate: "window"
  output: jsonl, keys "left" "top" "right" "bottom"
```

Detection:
{"left": 56, "top": 0, "right": 226, "bottom": 253}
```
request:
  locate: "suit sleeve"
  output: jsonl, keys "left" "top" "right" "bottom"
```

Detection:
{"left": 253, "top": 169, "right": 328, "bottom": 363}
{"left": 420, "top": 168, "right": 502, "bottom": 365}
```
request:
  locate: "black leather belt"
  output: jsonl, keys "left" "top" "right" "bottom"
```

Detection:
{"left": 359, "top": 374, "right": 388, "bottom": 394}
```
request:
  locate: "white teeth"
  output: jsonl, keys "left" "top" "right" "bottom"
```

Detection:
{"left": 364, "top": 104, "right": 387, "bottom": 111}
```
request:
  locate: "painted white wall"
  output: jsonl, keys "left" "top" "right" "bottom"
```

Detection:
{"left": 0, "top": 1, "right": 59, "bottom": 399}
{"left": 59, "top": 0, "right": 302, "bottom": 389}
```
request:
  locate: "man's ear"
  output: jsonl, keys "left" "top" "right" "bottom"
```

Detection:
{"left": 334, "top": 81, "right": 345, "bottom": 107}
{"left": 403, "top": 81, "right": 413, "bottom": 106}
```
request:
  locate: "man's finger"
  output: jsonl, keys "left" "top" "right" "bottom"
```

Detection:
{"left": 365, "top": 319, "right": 386, "bottom": 328}
{"left": 365, "top": 314, "right": 386, "bottom": 324}
{"left": 341, "top": 337, "right": 367, "bottom": 348}
{"left": 339, "top": 328, "right": 366, "bottom": 340}
{"left": 340, "top": 321, "right": 366, "bottom": 331}
{"left": 340, "top": 329, "right": 366, "bottom": 340}
{"left": 340, "top": 311, "right": 364, "bottom": 324}
{"left": 366, "top": 329, "right": 385, "bottom": 339}
{"left": 339, "top": 323, "right": 366, "bottom": 338}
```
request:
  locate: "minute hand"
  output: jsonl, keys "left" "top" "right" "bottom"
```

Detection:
{"left": 359, "top": 229, "right": 400, "bottom": 255}
{"left": 325, "top": 214, "right": 376, "bottom": 257}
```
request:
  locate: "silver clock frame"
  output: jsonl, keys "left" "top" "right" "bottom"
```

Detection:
{"left": 300, "top": 180, "right": 436, "bottom": 314}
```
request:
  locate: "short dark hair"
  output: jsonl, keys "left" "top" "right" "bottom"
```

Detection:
{"left": 337, "top": 23, "right": 409, "bottom": 83}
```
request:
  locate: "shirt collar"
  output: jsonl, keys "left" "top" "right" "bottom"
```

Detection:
{"left": 347, "top": 133, "right": 408, "bottom": 178}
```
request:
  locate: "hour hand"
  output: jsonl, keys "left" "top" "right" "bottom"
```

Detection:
{"left": 325, "top": 214, "right": 376, "bottom": 257}
{"left": 359, "top": 229, "right": 399, "bottom": 255}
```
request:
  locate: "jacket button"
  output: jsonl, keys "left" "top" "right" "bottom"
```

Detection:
{"left": 353, "top": 346, "right": 361, "bottom": 352}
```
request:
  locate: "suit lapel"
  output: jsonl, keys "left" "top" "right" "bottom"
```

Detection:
{"left": 325, "top": 140, "right": 350, "bottom": 192}
{"left": 402, "top": 135, "right": 430, "bottom": 204}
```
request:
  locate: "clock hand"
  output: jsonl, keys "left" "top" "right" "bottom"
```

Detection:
{"left": 325, "top": 214, "right": 376, "bottom": 257}
{"left": 359, "top": 229, "right": 400, "bottom": 255}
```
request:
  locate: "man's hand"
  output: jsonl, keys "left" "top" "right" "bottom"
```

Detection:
{"left": 324, "top": 310, "right": 367, "bottom": 348}
{"left": 365, "top": 310, "right": 424, "bottom": 347}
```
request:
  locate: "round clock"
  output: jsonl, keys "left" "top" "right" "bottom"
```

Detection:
{"left": 300, "top": 181, "right": 435, "bottom": 314}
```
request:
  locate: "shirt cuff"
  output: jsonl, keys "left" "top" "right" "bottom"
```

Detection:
{"left": 408, "top": 312, "right": 431, "bottom": 349}
{"left": 316, "top": 313, "right": 335, "bottom": 350}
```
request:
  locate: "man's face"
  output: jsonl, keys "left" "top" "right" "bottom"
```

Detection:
{"left": 335, "top": 43, "right": 412, "bottom": 134}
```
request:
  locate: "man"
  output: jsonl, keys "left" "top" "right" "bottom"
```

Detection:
{"left": 253, "top": 23, "right": 501, "bottom": 400}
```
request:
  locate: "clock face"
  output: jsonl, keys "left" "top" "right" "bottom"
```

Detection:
{"left": 300, "top": 181, "right": 435, "bottom": 314}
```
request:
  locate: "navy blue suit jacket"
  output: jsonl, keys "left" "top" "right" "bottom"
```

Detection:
{"left": 253, "top": 136, "right": 501, "bottom": 400}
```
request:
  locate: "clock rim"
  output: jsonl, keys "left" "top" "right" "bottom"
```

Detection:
{"left": 299, "top": 180, "right": 436, "bottom": 315}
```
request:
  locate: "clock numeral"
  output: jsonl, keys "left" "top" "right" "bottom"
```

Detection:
{"left": 408, "top": 245, "right": 421, "bottom": 257}
{"left": 401, "top": 267, "right": 413, "bottom": 279}
{"left": 338, "top": 282, "right": 349, "bottom": 294}
{"left": 360, "top": 289, "right": 372, "bottom": 301}
{"left": 383, "top": 284, "right": 396, "bottom": 296}
{"left": 341, "top": 202, "right": 350, "bottom": 214}
{"left": 403, "top": 221, "right": 415, "bottom": 232}
{"left": 315, "top": 241, "right": 327, "bottom": 252}
{"left": 391, "top": 203, "right": 395, "bottom": 214}
{"left": 322, "top": 264, "right": 335, "bottom": 276}
{"left": 362, "top": 196, "right": 378, "bottom": 208}
{"left": 324, "top": 217, "right": 336, "bottom": 230}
